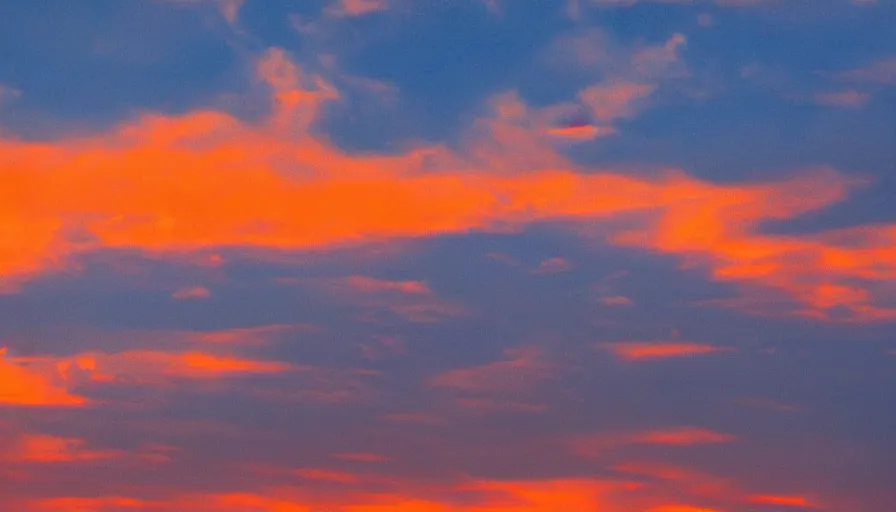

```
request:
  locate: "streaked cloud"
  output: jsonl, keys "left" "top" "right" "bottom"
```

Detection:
{"left": 599, "top": 295, "right": 635, "bottom": 306}
{"left": 748, "top": 494, "right": 814, "bottom": 507}
{"left": 814, "top": 90, "right": 871, "bottom": 108}
{"left": 841, "top": 56, "right": 896, "bottom": 85}
{"left": 599, "top": 342, "right": 734, "bottom": 360}
{"left": 171, "top": 285, "right": 212, "bottom": 300}
{"left": 571, "top": 426, "right": 737, "bottom": 456}
{"left": 326, "top": 0, "right": 389, "bottom": 17}
{"left": 429, "top": 346, "right": 552, "bottom": 394}
{"left": 533, "top": 256, "right": 575, "bottom": 274}
{"left": 2, "top": 45, "right": 893, "bottom": 320}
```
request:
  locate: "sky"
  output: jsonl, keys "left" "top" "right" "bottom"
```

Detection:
{"left": 0, "top": 0, "right": 895, "bottom": 511}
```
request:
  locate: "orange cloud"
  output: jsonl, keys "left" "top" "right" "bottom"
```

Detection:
{"left": 13, "top": 434, "right": 121, "bottom": 463}
{"left": 599, "top": 342, "right": 733, "bottom": 361}
{"left": 33, "top": 496, "right": 152, "bottom": 511}
{"left": 649, "top": 507, "right": 720, "bottom": 512}
{"left": 546, "top": 123, "right": 615, "bottom": 141}
{"left": 632, "top": 427, "right": 736, "bottom": 446}
{"left": 191, "top": 324, "right": 313, "bottom": 344}
{"left": 0, "top": 348, "right": 86, "bottom": 406}
{"left": 749, "top": 494, "right": 814, "bottom": 507}
{"left": 1, "top": 46, "right": 894, "bottom": 321}
{"left": 3, "top": 348, "right": 291, "bottom": 401}
{"left": 19, "top": 471, "right": 825, "bottom": 512}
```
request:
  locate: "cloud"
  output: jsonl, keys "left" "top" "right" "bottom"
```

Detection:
{"left": 546, "top": 123, "right": 617, "bottom": 141}
{"left": 159, "top": 0, "right": 245, "bottom": 25}
{"left": 748, "top": 494, "right": 814, "bottom": 507}
{"left": 632, "top": 427, "right": 736, "bottom": 446}
{"left": 578, "top": 81, "right": 657, "bottom": 123}
{"left": 841, "top": 57, "right": 896, "bottom": 85}
{"left": 814, "top": 90, "right": 871, "bottom": 108}
{"left": 0, "top": 348, "right": 86, "bottom": 406}
{"left": 0, "top": 83, "right": 22, "bottom": 106}
{"left": 191, "top": 324, "right": 312, "bottom": 345}
{"left": 1, "top": 47, "right": 895, "bottom": 321}
{"left": 648, "top": 507, "right": 720, "bottom": 512}
{"left": 599, "top": 295, "right": 634, "bottom": 306}
{"left": 533, "top": 256, "right": 575, "bottom": 274}
{"left": 287, "top": 275, "right": 466, "bottom": 323}
{"left": 326, "top": 0, "right": 389, "bottom": 17}
{"left": 3, "top": 348, "right": 292, "bottom": 395}
{"left": 171, "top": 285, "right": 212, "bottom": 300}
{"left": 427, "top": 346, "right": 556, "bottom": 413}
{"left": 11, "top": 434, "right": 122, "bottom": 463}
{"left": 599, "top": 342, "right": 734, "bottom": 361}
{"left": 571, "top": 427, "right": 736, "bottom": 456}
{"left": 429, "top": 346, "right": 552, "bottom": 395}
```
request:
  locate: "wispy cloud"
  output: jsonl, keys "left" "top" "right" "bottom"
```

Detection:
{"left": 814, "top": 90, "right": 871, "bottom": 108}
{"left": 599, "top": 342, "right": 734, "bottom": 361}
{"left": 326, "top": 0, "right": 389, "bottom": 17}
{"left": 171, "top": 285, "right": 212, "bottom": 300}
{"left": 571, "top": 426, "right": 737, "bottom": 456}
{"left": 841, "top": 56, "right": 896, "bottom": 85}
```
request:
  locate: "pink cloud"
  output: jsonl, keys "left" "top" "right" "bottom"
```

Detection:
{"left": 295, "top": 276, "right": 466, "bottom": 323}
{"left": 599, "top": 295, "right": 634, "bottom": 306}
{"left": 571, "top": 427, "right": 736, "bottom": 456}
{"left": 533, "top": 256, "right": 575, "bottom": 274}
{"left": 172, "top": 285, "right": 212, "bottom": 300}
{"left": 841, "top": 56, "right": 896, "bottom": 85}
{"left": 579, "top": 81, "right": 656, "bottom": 122}
{"left": 599, "top": 342, "right": 734, "bottom": 361}
{"left": 814, "top": 90, "right": 871, "bottom": 108}
{"left": 429, "top": 346, "right": 552, "bottom": 395}
{"left": 327, "top": 0, "right": 388, "bottom": 17}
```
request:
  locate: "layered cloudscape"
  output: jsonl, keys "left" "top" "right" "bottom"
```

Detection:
{"left": 0, "top": 0, "right": 894, "bottom": 510}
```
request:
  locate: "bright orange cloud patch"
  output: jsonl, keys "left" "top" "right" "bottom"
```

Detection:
{"left": 1, "top": 47, "right": 894, "bottom": 322}
{"left": 599, "top": 342, "right": 733, "bottom": 361}
{"left": 0, "top": 348, "right": 86, "bottom": 406}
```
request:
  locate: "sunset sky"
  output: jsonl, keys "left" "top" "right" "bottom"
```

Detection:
{"left": 1, "top": 1, "right": 895, "bottom": 511}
